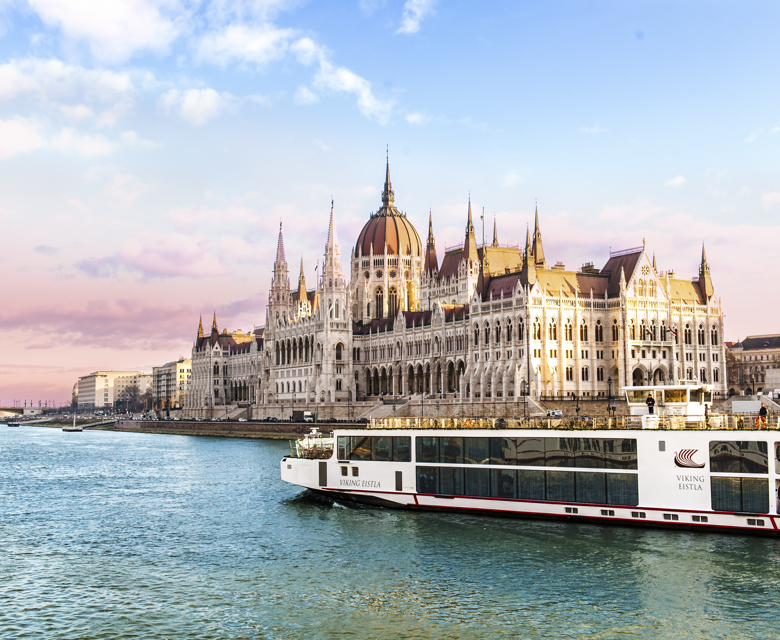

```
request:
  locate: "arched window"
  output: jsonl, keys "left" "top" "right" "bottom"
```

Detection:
{"left": 564, "top": 320, "right": 573, "bottom": 341}
{"left": 684, "top": 324, "right": 692, "bottom": 345}
{"left": 518, "top": 320, "right": 525, "bottom": 341}
{"left": 640, "top": 320, "right": 647, "bottom": 341}
{"left": 612, "top": 319, "right": 619, "bottom": 341}
{"left": 629, "top": 320, "right": 635, "bottom": 340}
{"left": 650, "top": 320, "right": 657, "bottom": 341}
{"left": 648, "top": 281, "right": 655, "bottom": 298}
{"left": 699, "top": 368, "right": 707, "bottom": 383}
{"left": 686, "top": 367, "right": 693, "bottom": 380}
{"left": 595, "top": 320, "right": 603, "bottom": 342}
{"left": 579, "top": 321, "right": 588, "bottom": 342}
{"left": 335, "top": 300, "right": 340, "bottom": 319}
{"left": 495, "top": 321, "right": 501, "bottom": 344}
{"left": 367, "top": 302, "right": 371, "bottom": 318}
{"left": 581, "top": 366, "right": 589, "bottom": 381}
{"left": 388, "top": 287, "right": 398, "bottom": 317}
{"left": 485, "top": 323, "right": 490, "bottom": 344}
{"left": 506, "top": 320, "right": 513, "bottom": 342}
{"left": 533, "top": 319, "right": 541, "bottom": 341}
{"left": 213, "top": 363, "right": 220, "bottom": 375}
{"left": 375, "top": 287, "right": 384, "bottom": 319}
{"left": 711, "top": 325, "right": 719, "bottom": 346}
{"left": 474, "top": 323, "right": 480, "bottom": 346}
{"left": 637, "top": 280, "right": 645, "bottom": 297}
{"left": 697, "top": 324, "right": 705, "bottom": 345}
{"left": 336, "top": 343, "right": 343, "bottom": 361}
{"left": 336, "top": 379, "right": 342, "bottom": 391}
{"left": 548, "top": 319, "right": 557, "bottom": 341}
{"left": 661, "top": 323, "right": 667, "bottom": 341}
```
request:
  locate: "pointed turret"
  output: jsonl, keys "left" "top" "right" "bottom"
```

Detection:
{"left": 699, "top": 243, "right": 714, "bottom": 299}
{"left": 298, "top": 256, "right": 307, "bottom": 300}
{"left": 652, "top": 252, "right": 657, "bottom": 271}
{"left": 522, "top": 225, "right": 536, "bottom": 286}
{"left": 275, "top": 221, "right": 286, "bottom": 265}
{"left": 424, "top": 210, "right": 439, "bottom": 274}
{"left": 211, "top": 311, "right": 218, "bottom": 333}
{"left": 381, "top": 154, "right": 395, "bottom": 208}
{"left": 492, "top": 216, "right": 498, "bottom": 247}
{"left": 197, "top": 316, "right": 204, "bottom": 339}
{"left": 463, "top": 197, "right": 478, "bottom": 262}
{"left": 532, "top": 205, "right": 546, "bottom": 267}
{"left": 322, "top": 199, "right": 344, "bottom": 285}
{"left": 325, "top": 199, "right": 339, "bottom": 256}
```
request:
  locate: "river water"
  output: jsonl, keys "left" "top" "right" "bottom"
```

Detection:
{"left": 1, "top": 426, "right": 779, "bottom": 639}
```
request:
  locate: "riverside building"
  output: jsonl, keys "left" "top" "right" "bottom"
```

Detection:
{"left": 184, "top": 160, "right": 727, "bottom": 419}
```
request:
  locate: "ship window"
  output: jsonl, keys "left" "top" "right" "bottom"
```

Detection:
{"left": 606, "top": 473, "right": 639, "bottom": 506}
{"left": 340, "top": 435, "right": 411, "bottom": 462}
{"left": 349, "top": 436, "right": 372, "bottom": 461}
{"left": 709, "top": 441, "right": 768, "bottom": 474}
{"left": 545, "top": 438, "right": 577, "bottom": 468}
{"left": 416, "top": 466, "right": 439, "bottom": 494}
{"left": 517, "top": 470, "right": 546, "bottom": 500}
{"left": 351, "top": 466, "right": 359, "bottom": 477}
{"left": 341, "top": 466, "right": 348, "bottom": 476}
{"left": 491, "top": 469, "right": 517, "bottom": 499}
{"left": 575, "top": 472, "right": 607, "bottom": 504}
{"left": 441, "top": 437, "right": 464, "bottom": 464}
{"left": 546, "top": 470, "right": 575, "bottom": 502}
{"left": 711, "top": 477, "right": 769, "bottom": 513}
{"left": 439, "top": 467, "right": 464, "bottom": 496}
{"left": 416, "top": 437, "right": 439, "bottom": 463}
{"left": 464, "top": 468, "right": 491, "bottom": 497}
{"left": 393, "top": 437, "right": 412, "bottom": 462}
{"left": 372, "top": 436, "right": 393, "bottom": 461}
{"left": 464, "top": 437, "right": 490, "bottom": 465}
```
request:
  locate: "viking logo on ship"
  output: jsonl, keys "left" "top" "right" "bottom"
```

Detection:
{"left": 674, "top": 449, "right": 705, "bottom": 468}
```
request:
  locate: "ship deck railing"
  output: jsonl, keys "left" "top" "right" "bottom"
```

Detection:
{"left": 363, "top": 415, "right": 780, "bottom": 431}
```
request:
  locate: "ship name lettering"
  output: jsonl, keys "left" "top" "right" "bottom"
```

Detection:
{"left": 676, "top": 474, "right": 705, "bottom": 491}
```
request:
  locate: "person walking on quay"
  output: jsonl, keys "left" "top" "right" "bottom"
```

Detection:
{"left": 756, "top": 403, "right": 768, "bottom": 429}
{"left": 646, "top": 393, "right": 655, "bottom": 415}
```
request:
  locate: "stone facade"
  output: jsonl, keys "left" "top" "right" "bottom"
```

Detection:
{"left": 184, "top": 160, "right": 727, "bottom": 419}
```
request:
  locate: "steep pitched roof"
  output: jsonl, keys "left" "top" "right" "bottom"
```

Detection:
{"left": 601, "top": 249, "right": 642, "bottom": 297}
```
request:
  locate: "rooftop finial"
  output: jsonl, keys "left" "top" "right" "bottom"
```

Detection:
{"left": 381, "top": 152, "right": 394, "bottom": 208}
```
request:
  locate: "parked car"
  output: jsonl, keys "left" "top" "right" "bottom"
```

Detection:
{"left": 238, "top": 417, "right": 247, "bottom": 422}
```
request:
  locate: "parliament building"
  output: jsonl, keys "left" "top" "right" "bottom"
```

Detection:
{"left": 184, "top": 160, "right": 726, "bottom": 419}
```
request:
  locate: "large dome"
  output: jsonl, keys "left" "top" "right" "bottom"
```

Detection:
{"left": 355, "top": 161, "right": 422, "bottom": 258}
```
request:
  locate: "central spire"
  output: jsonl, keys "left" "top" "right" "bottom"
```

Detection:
{"left": 381, "top": 153, "right": 394, "bottom": 208}
{"left": 275, "top": 221, "right": 286, "bottom": 265}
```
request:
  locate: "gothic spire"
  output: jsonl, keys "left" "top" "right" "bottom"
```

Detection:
{"left": 424, "top": 209, "right": 438, "bottom": 274}
{"left": 197, "top": 316, "right": 203, "bottom": 339}
{"left": 532, "top": 204, "right": 546, "bottom": 267}
{"left": 381, "top": 153, "right": 394, "bottom": 208}
{"left": 699, "top": 242, "right": 714, "bottom": 299}
{"left": 211, "top": 311, "right": 218, "bottom": 333}
{"left": 463, "top": 196, "right": 478, "bottom": 261}
{"left": 522, "top": 224, "right": 536, "bottom": 286}
{"left": 492, "top": 215, "right": 498, "bottom": 247}
{"left": 298, "top": 256, "right": 307, "bottom": 303}
{"left": 275, "top": 221, "right": 286, "bottom": 265}
{"left": 326, "top": 198, "right": 339, "bottom": 255}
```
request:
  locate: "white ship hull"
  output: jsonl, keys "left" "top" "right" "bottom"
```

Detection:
{"left": 282, "top": 426, "right": 780, "bottom": 535}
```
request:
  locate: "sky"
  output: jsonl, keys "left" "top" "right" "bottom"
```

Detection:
{"left": 1, "top": 0, "right": 779, "bottom": 405}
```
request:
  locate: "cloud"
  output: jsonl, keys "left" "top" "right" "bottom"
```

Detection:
{"left": 0, "top": 117, "right": 46, "bottom": 159}
{"left": 75, "top": 234, "right": 230, "bottom": 281}
{"left": 502, "top": 171, "right": 523, "bottom": 187}
{"left": 158, "top": 88, "right": 236, "bottom": 126}
{"left": 0, "top": 57, "right": 144, "bottom": 126}
{"left": 581, "top": 124, "right": 606, "bottom": 134}
{"left": 50, "top": 128, "right": 114, "bottom": 157}
{"left": 121, "top": 130, "right": 158, "bottom": 148}
{"left": 665, "top": 175, "right": 687, "bottom": 187}
{"left": 105, "top": 172, "right": 151, "bottom": 203}
{"left": 359, "top": 0, "right": 388, "bottom": 17}
{"left": 745, "top": 129, "right": 763, "bottom": 143}
{"left": 292, "top": 38, "right": 393, "bottom": 124}
{"left": 294, "top": 85, "right": 318, "bottom": 105}
{"left": 762, "top": 193, "right": 780, "bottom": 208}
{"left": 405, "top": 111, "right": 430, "bottom": 125}
{"left": 25, "top": 0, "right": 182, "bottom": 62}
{"left": 33, "top": 245, "right": 60, "bottom": 256}
{"left": 397, "top": 0, "right": 437, "bottom": 35}
{"left": 195, "top": 23, "right": 297, "bottom": 67}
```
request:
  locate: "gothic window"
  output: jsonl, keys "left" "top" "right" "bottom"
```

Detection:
{"left": 640, "top": 320, "right": 647, "bottom": 341}
{"left": 565, "top": 366, "right": 573, "bottom": 381}
{"left": 336, "top": 343, "right": 343, "bottom": 361}
{"left": 352, "top": 304, "right": 358, "bottom": 319}
{"left": 686, "top": 367, "right": 693, "bottom": 380}
{"left": 495, "top": 322, "right": 501, "bottom": 344}
{"left": 714, "top": 368, "right": 720, "bottom": 382}
{"left": 637, "top": 280, "right": 645, "bottom": 297}
{"left": 336, "top": 379, "right": 342, "bottom": 391}
{"left": 648, "top": 281, "right": 655, "bottom": 298}
{"left": 629, "top": 320, "right": 635, "bottom": 341}
{"left": 699, "top": 369, "right": 707, "bottom": 383}
{"left": 533, "top": 319, "right": 542, "bottom": 341}
{"left": 548, "top": 319, "right": 557, "bottom": 341}
{"left": 684, "top": 324, "right": 692, "bottom": 345}
{"left": 506, "top": 320, "right": 513, "bottom": 342}
{"left": 661, "top": 323, "right": 667, "bottom": 341}
{"left": 581, "top": 366, "right": 589, "bottom": 381}
{"left": 375, "top": 288, "right": 384, "bottom": 319}
{"left": 579, "top": 321, "right": 588, "bottom": 342}
{"left": 564, "top": 320, "right": 573, "bottom": 341}
{"left": 388, "top": 287, "right": 398, "bottom": 317}
{"left": 595, "top": 320, "right": 603, "bottom": 342}
{"left": 474, "top": 324, "right": 480, "bottom": 346}
{"left": 597, "top": 367, "right": 604, "bottom": 381}
{"left": 518, "top": 320, "right": 525, "bottom": 341}
{"left": 485, "top": 322, "right": 491, "bottom": 344}
{"left": 697, "top": 325, "right": 705, "bottom": 345}
{"left": 335, "top": 300, "right": 340, "bottom": 319}
{"left": 213, "top": 363, "right": 220, "bottom": 375}
{"left": 612, "top": 320, "right": 619, "bottom": 342}
{"left": 650, "top": 321, "right": 657, "bottom": 341}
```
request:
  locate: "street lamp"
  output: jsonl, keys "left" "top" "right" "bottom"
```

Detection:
{"left": 522, "top": 380, "right": 527, "bottom": 418}
{"left": 607, "top": 377, "right": 613, "bottom": 417}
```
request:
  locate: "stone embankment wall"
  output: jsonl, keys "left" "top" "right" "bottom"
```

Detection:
{"left": 106, "top": 420, "right": 326, "bottom": 439}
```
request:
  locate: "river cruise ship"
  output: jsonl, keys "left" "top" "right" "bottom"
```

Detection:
{"left": 281, "top": 385, "right": 780, "bottom": 535}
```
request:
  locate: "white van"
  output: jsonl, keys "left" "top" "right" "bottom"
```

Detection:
{"left": 303, "top": 411, "right": 315, "bottom": 423}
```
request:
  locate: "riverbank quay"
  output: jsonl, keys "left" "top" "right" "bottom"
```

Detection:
{"left": 99, "top": 419, "right": 340, "bottom": 439}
